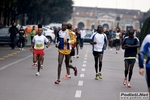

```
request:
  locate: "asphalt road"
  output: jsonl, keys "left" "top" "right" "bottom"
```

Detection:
{"left": 0, "top": 44, "right": 148, "bottom": 100}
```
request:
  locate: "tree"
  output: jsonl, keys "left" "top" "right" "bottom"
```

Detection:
{"left": 139, "top": 16, "right": 150, "bottom": 43}
{"left": 0, "top": 0, "right": 74, "bottom": 26}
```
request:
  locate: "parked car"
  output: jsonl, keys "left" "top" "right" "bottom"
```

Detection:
{"left": 84, "top": 30, "right": 93, "bottom": 43}
{"left": 0, "top": 27, "right": 27, "bottom": 47}
{"left": 43, "top": 27, "right": 55, "bottom": 43}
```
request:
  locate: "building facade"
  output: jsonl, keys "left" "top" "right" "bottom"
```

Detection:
{"left": 68, "top": 6, "right": 144, "bottom": 31}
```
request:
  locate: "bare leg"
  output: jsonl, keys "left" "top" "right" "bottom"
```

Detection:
{"left": 57, "top": 52, "right": 64, "bottom": 80}
{"left": 37, "top": 55, "right": 43, "bottom": 72}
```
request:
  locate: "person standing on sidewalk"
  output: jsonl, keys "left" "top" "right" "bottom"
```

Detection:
{"left": 122, "top": 30, "right": 139, "bottom": 88}
{"left": 90, "top": 25, "right": 107, "bottom": 80}
{"left": 9, "top": 22, "right": 18, "bottom": 50}
{"left": 138, "top": 34, "right": 150, "bottom": 98}
{"left": 18, "top": 26, "right": 26, "bottom": 50}
{"left": 30, "top": 26, "right": 37, "bottom": 43}
{"left": 55, "top": 23, "right": 78, "bottom": 84}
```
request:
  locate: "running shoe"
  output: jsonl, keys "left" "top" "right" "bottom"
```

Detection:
{"left": 76, "top": 55, "right": 79, "bottom": 58}
{"left": 55, "top": 79, "right": 61, "bottom": 84}
{"left": 127, "top": 82, "right": 131, "bottom": 88}
{"left": 74, "top": 67, "right": 78, "bottom": 76}
{"left": 95, "top": 74, "right": 99, "bottom": 80}
{"left": 73, "top": 55, "right": 76, "bottom": 58}
{"left": 41, "top": 65, "right": 43, "bottom": 69}
{"left": 35, "top": 72, "right": 40, "bottom": 76}
{"left": 98, "top": 73, "right": 102, "bottom": 79}
{"left": 123, "top": 79, "right": 127, "bottom": 86}
{"left": 63, "top": 75, "right": 71, "bottom": 79}
{"left": 32, "top": 63, "right": 37, "bottom": 67}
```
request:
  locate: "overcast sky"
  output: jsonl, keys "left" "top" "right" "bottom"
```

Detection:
{"left": 72, "top": 0, "right": 150, "bottom": 12}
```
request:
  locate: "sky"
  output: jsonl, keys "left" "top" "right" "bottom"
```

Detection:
{"left": 72, "top": 0, "right": 150, "bottom": 12}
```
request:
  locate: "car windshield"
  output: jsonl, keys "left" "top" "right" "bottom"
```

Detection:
{"left": 85, "top": 30, "right": 93, "bottom": 37}
{"left": 0, "top": 28, "right": 9, "bottom": 35}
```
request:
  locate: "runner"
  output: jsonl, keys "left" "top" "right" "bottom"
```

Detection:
{"left": 30, "top": 24, "right": 50, "bottom": 76}
{"left": 90, "top": 25, "right": 107, "bottom": 80}
{"left": 115, "top": 29, "right": 121, "bottom": 54}
{"left": 138, "top": 34, "right": 150, "bottom": 98}
{"left": 41, "top": 30, "right": 46, "bottom": 69}
{"left": 122, "top": 30, "right": 139, "bottom": 88}
{"left": 55, "top": 23, "right": 78, "bottom": 84}
{"left": 74, "top": 28, "right": 81, "bottom": 58}
{"left": 31, "top": 26, "right": 38, "bottom": 67}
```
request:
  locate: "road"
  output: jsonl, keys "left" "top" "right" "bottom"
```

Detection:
{"left": 0, "top": 44, "right": 148, "bottom": 100}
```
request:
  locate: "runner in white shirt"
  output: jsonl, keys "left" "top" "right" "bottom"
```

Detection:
{"left": 90, "top": 25, "right": 107, "bottom": 80}
{"left": 115, "top": 29, "right": 121, "bottom": 54}
{"left": 30, "top": 24, "right": 50, "bottom": 76}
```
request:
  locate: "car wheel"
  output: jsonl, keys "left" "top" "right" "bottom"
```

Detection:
{"left": 46, "top": 36, "right": 52, "bottom": 43}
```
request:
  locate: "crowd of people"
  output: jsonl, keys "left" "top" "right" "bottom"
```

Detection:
{"left": 8, "top": 22, "right": 150, "bottom": 98}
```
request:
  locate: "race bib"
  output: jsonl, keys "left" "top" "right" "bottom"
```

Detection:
{"left": 35, "top": 43, "right": 43, "bottom": 49}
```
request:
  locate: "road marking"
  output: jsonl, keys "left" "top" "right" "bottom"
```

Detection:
{"left": 0, "top": 58, "right": 4, "bottom": 60}
{"left": 75, "top": 90, "right": 82, "bottom": 98}
{"left": 0, "top": 55, "right": 32, "bottom": 71}
{"left": 3, "top": 56, "right": 9, "bottom": 58}
{"left": 80, "top": 74, "right": 85, "bottom": 77}
{"left": 83, "top": 61, "right": 87, "bottom": 63}
{"left": 81, "top": 68, "right": 85, "bottom": 71}
{"left": 78, "top": 81, "right": 83, "bottom": 86}
{"left": 82, "top": 64, "right": 86, "bottom": 67}
{"left": 12, "top": 52, "right": 17, "bottom": 54}
{"left": 0, "top": 46, "right": 53, "bottom": 71}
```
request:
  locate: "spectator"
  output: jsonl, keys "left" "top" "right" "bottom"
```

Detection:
{"left": 9, "top": 22, "right": 18, "bottom": 50}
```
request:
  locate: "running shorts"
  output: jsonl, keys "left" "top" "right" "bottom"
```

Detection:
{"left": 93, "top": 51, "right": 103, "bottom": 57}
{"left": 124, "top": 59, "right": 136, "bottom": 64}
{"left": 146, "top": 67, "right": 150, "bottom": 87}
{"left": 115, "top": 39, "right": 120, "bottom": 44}
{"left": 33, "top": 49, "right": 44, "bottom": 55}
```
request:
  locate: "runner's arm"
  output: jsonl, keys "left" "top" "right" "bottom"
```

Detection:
{"left": 138, "top": 35, "right": 149, "bottom": 69}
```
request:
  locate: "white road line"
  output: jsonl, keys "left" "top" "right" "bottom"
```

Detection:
{"left": 81, "top": 68, "right": 85, "bottom": 71}
{"left": 0, "top": 55, "right": 32, "bottom": 71}
{"left": 83, "top": 61, "right": 87, "bottom": 63}
{"left": 0, "top": 46, "right": 53, "bottom": 71}
{"left": 80, "top": 74, "right": 85, "bottom": 77}
{"left": 78, "top": 81, "right": 83, "bottom": 86}
{"left": 75, "top": 90, "right": 82, "bottom": 98}
{"left": 82, "top": 64, "right": 86, "bottom": 67}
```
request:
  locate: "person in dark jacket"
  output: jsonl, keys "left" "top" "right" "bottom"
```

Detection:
{"left": 18, "top": 26, "right": 26, "bottom": 50}
{"left": 9, "top": 22, "right": 18, "bottom": 50}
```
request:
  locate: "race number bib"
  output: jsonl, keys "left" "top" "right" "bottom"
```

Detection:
{"left": 35, "top": 44, "right": 43, "bottom": 49}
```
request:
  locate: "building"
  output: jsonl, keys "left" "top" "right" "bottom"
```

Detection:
{"left": 68, "top": 6, "right": 144, "bottom": 31}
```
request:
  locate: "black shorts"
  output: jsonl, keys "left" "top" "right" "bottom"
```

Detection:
{"left": 124, "top": 59, "right": 136, "bottom": 64}
{"left": 115, "top": 39, "right": 120, "bottom": 44}
{"left": 93, "top": 51, "right": 103, "bottom": 57}
{"left": 146, "top": 67, "right": 150, "bottom": 87}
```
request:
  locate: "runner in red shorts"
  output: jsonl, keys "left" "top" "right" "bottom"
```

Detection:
{"left": 30, "top": 24, "right": 50, "bottom": 76}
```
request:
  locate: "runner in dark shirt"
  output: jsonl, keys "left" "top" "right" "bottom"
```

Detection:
{"left": 122, "top": 30, "right": 140, "bottom": 88}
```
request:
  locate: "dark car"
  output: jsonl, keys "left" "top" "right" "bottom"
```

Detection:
{"left": 84, "top": 30, "right": 93, "bottom": 43}
{"left": 0, "top": 27, "right": 27, "bottom": 47}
